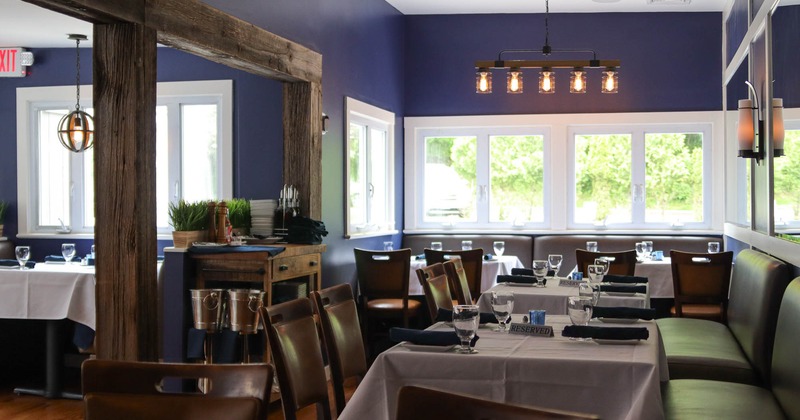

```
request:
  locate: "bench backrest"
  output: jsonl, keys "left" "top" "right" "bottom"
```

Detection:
{"left": 727, "top": 249, "right": 789, "bottom": 385}
{"left": 402, "top": 235, "right": 533, "bottom": 263}
{"left": 771, "top": 277, "right": 800, "bottom": 419}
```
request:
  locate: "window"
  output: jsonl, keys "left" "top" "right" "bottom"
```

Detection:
{"left": 345, "top": 97, "right": 396, "bottom": 238}
{"left": 569, "top": 124, "right": 711, "bottom": 229}
{"left": 16, "top": 80, "right": 232, "bottom": 237}
{"left": 774, "top": 123, "right": 800, "bottom": 231}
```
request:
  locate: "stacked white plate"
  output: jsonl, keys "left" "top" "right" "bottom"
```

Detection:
{"left": 250, "top": 199, "right": 277, "bottom": 237}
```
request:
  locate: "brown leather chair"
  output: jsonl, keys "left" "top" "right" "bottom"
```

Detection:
{"left": 443, "top": 258, "right": 474, "bottom": 305}
{"left": 669, "top": 250, "right": 734, "bottom": 323}
{"left": 261, "top": 298, "right": 332, "bottom": 420}
{"left": 424, "top": 248, "right": 483, "bottom": 300}
{"left": 311, "top": 284, "right": 367, "bottom": 416}
{"left": 354, "top": 248, "right": 422, "bottom": 351}
{"left": 416, "top": 265, "right": 454, "bottom": 322}
{"left": 575, "top": 249, "right": 636, "bottom": 277}
{"left": 395, "top": 385, "right": 600, "bottom": 420}
{"left": 82, "top": 359, "right": 272, "bottom": 420}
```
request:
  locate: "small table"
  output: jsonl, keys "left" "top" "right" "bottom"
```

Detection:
{"left": 408, "top": 255, "right": 523, "bottom": 296}
{"left": 635, "top": 258, "right": 673, "bottom": 298}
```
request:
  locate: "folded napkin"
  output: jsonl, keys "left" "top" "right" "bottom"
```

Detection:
{"left": 435, "top": 308, "right": 508, "bottom": 324}
{"left": 602, "top": 274, "right": 649, "bottom": 284}
{"left": 0, "top": 259, "right": 35, "bottom": 268}
{"left": 483, "top": 253, "right": 494, "bottom": 260}
{"left": 511, "top": 268, "right": 555, "bottom": 277}
{"left": 415, "top": 254, "right": 426, "bottom": 260}
{"left": 497, "top": 274, "right": 546, "bottom": 286}
{"left": 598, "top": 284, "right": 647, "bottom": 294}
{"left": 592, "top": 306, "right": 656, "bottom": 320}
{"left": 188, "top": 245, "right": 285, "bottom": 256}
{"left": 390, "top": 327, "right": 479, "bottom": 346}
{"left": 45, "top": 255, "right": 66, "bottom": 262}
{"left": 561, "top": 325, "right": 649, "bottom": 340}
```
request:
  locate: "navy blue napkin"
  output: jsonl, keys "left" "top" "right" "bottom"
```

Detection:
{"left": 0, "top": 259, "right": 35, "bottom": 268}
{"left": 483, "top": 253, "right": 494, "bottom": 260}
{"left": 603, "top": 274, "right": 648, "bottom": 284}
{"left": 435, "top": 308, "right": 507, "bottom": 324}
{"left": 45, "top": 255, "right": 66, "bottom": 262}
{"left": 592, "top": 306, "right": 656, "bottom": 320}
{"left": 188, "top": 245, "right": 285, "bottom": 256}
{"left": 598, "top": 284, "right": 647, "bottom": 294}
{"left": 561, "top": 325, "right": 649, "bottom": 340}
{"left": 511, "top": 268, "right": 555, "bottom": 277}
{"left": 415, "top": 254, "right": 426, "bottom": 260}
{"left": 497, "top": 274, "right": 546, "bottom": 286}
{"left": 390, "top": 328, "right": 479, "bottom": 346}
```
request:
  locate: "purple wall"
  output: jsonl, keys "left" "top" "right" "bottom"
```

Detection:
{"left": 404, "top": 12, "right": 722, "bottom": 116}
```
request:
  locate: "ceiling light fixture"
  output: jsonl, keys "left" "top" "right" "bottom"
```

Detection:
{"left": 475, "top": 0, "right": 620, "bottom": 95}
{"left": 57, "top": 34, "right": 94, "bottom": 153}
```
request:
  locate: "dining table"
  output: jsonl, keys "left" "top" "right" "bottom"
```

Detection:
{"left": 339, "top": 315, "right": 668, "bottom": 420}
{"left": 634, "top": 257, "right": 674, "bottom": 298}
{"left": 408, "top": 255, "right": 523, "bottom": 296}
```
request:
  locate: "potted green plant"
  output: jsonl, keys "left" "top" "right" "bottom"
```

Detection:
{"left": 225, "top": 198, "right": 251, "bottom": 236}
{"left": 0, "top": 201, "right": 7, "bottom": 237}
{"left": 168, "top": 199, "right": 209, "bottom": 248}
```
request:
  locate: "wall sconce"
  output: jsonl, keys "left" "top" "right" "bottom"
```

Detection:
{"left": 737, "top": 81, "right": 785, "bottom": 162}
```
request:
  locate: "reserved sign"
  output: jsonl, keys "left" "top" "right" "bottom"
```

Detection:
{"left": 508, "top": 323, "right": 553, "bottom": 337}
{"left": 559, "top": 279, "right": 583, "bottom": 287}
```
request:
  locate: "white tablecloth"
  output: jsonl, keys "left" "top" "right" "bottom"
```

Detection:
{"left": 635, "top": 258, "right": 673, "bottom": 298}
{"left": 0, "top": 263, "right": 96, "bottom": 329}
{"left": 340, "top": 315, "right": 668, "bottom": 420}
{"left": 477, "top": 281, "right": 648, "bottom": 316}
{"left": 409, "top": 255, "right": 523, "bottom": 296}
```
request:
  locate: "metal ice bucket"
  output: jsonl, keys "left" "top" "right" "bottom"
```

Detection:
{"left": 227, "top": 289, "right": 265, "bottom": 334}
{"left": 190, "top": 289, "right": 226, "bottom": 332}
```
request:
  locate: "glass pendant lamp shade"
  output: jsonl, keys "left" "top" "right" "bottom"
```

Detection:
{"left": 507, "top": 68, "right": 523, "bottom": 94}
{"left": 539, "top": 69, "right": 555, "bottom": 94}
{"left": 476, "top": 69, "right": 492, "bottom": 94}
{"left": 58, "top": 109, "right": 95, "bottom": 152}
{"left": 570, "top": 69, "right": 586, "bottom": 93}
{"left": 772, "top": 98, "right": 785, "bottom": 157}
{"left": 737, "top": 99, "right": 756, "bottom": 157}
{"left": 601, "top": 68, "right": 618, "bottom": 93}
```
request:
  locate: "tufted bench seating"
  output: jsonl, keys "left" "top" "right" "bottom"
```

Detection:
{"left": 401, "top": 235, "right": 534, "bottom": 263}
{"left": 662, "top": 276, "right": 800, "bottom": 419}
{"left": 656, "top": 249, "right": 790, "bottom": 386}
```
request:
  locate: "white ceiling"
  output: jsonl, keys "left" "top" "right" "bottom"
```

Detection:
{"left": 0, "top": 0, "right": 92, "bottom": 48}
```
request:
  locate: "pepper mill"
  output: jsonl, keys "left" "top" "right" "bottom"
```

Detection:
{"left": 207, "top": 201, "right": 217, "bottom": 243}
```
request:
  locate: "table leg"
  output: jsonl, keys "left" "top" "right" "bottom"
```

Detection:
{"left": 13, "top": 320, "right": 82, "bottom": 400}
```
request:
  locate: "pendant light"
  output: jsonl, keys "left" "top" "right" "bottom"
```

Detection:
{"left": 57, "top": 34, "right": 94, "bottom": 153}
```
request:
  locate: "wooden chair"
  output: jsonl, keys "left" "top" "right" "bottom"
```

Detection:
{"left": 82, "top": 359, "right": 273, "bottom": 420}
{"left": 261, "top": 298, "right": 332, "bottom": 420}
{"left": 354, "top": 248, "right": 422, "bottom": 352}
{"left": 416, "top": 266, "right": 455, "bottom": 323}
{"left": 576, "top": 249, "right": 636, "bottom": 277}
{"left": 310, "top": 284, "right": 368, "bottom": 416}
{"left": 424, "top": 248, "right": 483, "bottom": 301}
{"left": 443, "top": 258, "right": 474, "bottom": 305}
{"left": 669, "top": 250, "right": 734, "bottom": 323}
{"left": 395, "top": 385, "right": 600, "bottom": 420}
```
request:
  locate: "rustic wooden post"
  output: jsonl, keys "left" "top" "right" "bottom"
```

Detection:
{"left": 284, "top": 81, "right": 323, "bottom": 220}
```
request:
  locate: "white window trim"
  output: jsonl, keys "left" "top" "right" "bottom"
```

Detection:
{"left": 344, "top": 97, "right": 397, "bottom": 239}
{"left": 16, "top": 80, "right": 233, "bottom": 239}
{"left": 405, "top": 111, "right": 725, "bottom": 234}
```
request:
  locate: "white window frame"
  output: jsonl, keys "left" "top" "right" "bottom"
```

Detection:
{"left": 16, "top": 80, "right": 233, "bottom": 239}
{"left": 344, "top": 96, "right": 397, "bottom": 239}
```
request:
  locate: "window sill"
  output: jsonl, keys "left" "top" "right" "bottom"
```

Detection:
{"left": 345, "top": 229, "right": 399, "bottom": 240}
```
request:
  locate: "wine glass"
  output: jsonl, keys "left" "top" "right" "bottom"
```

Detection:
{"left": 586, "top": 241, "right": 598, "bottom": 252}
{"left": 531, "top": 260, "right": 548, "bottom": 287}
{"left": 578, "top": 282, "right": 599, "bottom": 306}
{"left": 567, "top": 296, "right": 593, "bottom": 340}
{"left": 383, "top": 241, "right": 394, "bottom": 251}
{"left": 62, "top": 243, "right": 77, "bottom": 264}
{"left": 547, "top": 254, "right": 563, "bottom": 277}
{"left": 490, "top": 291, "right": 514, "bottom": 332}
{"left": 461, "top": 240, "right": 472, "bottom": 250}
{"left": 15, "top": 246, "right": 31, "bottom": 270}
{"left": 643, "top": 241, "right": 654, "bottom": 260}
{"left": 635, "top": 242, "right": 647, "bottom": 261}
{"left": 492, "top": 241, "right": 505, "bottom": 257}
{"left": 708, "top": 242, "right": 720, "bottom": 254}
{"left": 594, "top": 258, "right": 610, "bottom": 276}
{"left": 431, "top": 242, "right": 443, "bottom": 251}
{"left": 587, "top": 264, "right": 605, "bottom": 283}
{"left": 452, "top": 305, "right": 480, "bottom": 353}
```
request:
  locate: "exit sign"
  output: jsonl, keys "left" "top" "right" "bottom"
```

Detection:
{"left": 0, "top": 48, "right": 32, "bottom": 77}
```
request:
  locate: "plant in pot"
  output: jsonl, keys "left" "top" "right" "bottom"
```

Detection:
{"left": 0, "top": 201, "right": 7, "bottom": 237}
{"left": 168, "top": 199, "right": 209, "bottom": 248}
{"left": 225, "top": 198, "right": 251, "bottom": 236}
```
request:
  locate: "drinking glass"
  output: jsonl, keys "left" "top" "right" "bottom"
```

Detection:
{"left": 594, "top": 258, "right": 610, "bottom": 275}
{"left": 547, "top": 254, "right": 563, "bottom": 277}
{"left": 90, "top": 244, "right": 96, "bottom": 259}
{"left": 15, "top": 246, "right": 31, "bottom": 270}
{"left": 492, "top": 241, "right": 505, "bottom": 257}
{"left": 708, "top": 242, "right": 720, "bottom": 254}
{"left": 461, "top": 240, "right": 472, "bottom": 251}
{"left": 62, "top": 243, "right": 77, "bottom": 264}
{"left": 643, "top": 241, "right": 654, "bottom": 260}
{"left": 452, "top": 305, "right": 480, "bottom": 353}
{"left": 586, "top": 241, "right": 598, "bottom": 252}
{"left": 532, "top": 260, "right": 548, "bottom": 287}
{"left": 383, "top": 241, "right": 394, "bottom": 251}
{"left": 578, "top": 282, "right": 599, "bottom": 306}
{"left": 635, "top": 242, "right": 647, "bottom": 260}
{"left": 490, "top": 291, "right": 514, "bottom": 332}
{"left": 568, "top": 296, "right": 594, "bottom": 340}
{"left": 587, "top": 264, "right": 605, "bottom": 283}
{"left": 431, "top": 242, "right": 443, "bottom": 251}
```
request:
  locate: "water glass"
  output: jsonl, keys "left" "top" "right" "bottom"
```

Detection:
{"left": 490, "top": 291, "right": 514, "bottom": 332}
{"left": 594, "top": 258, "right": 610, "bottom": 275}
{"left": 431, "top": 241, "right": 443, "bottom": 251}
{"left": 635, "top": 242, "right": 647, "bottom": 260}
{"left": 643, "top": 241, "right": 654, "bottom": 259}
{"left": 383, "top": 241, "right": 394, "bottom": 251}
{"left": 587, "top": 264, "right": 605, "bottom": 283}
{"left": 547, "top": 254, "right": 563, "bottom": 277}
{"left": 90, "top": 244, "right": 96, "bottom": 259}
{"left": 492, "top": 241, "right": 505, "bottom": 257}
{"left": 708, "top": 242, "right": 720, "bottom": 254}
{"left": 578, "top": 282, "right": 599, "bottom": 306}
{"left": 461, "top": 240, "right": 472, "bottom": 251}
{"left": 62, "top": 243, "right": 77, "bottom": 264}
{"left": 568, "top": 296, "right": 594, "bottom": 340}
{"left": 452, "top": 305, "right": 480, "bottom": 353}
{"left": 532, "top": 260, "right": 548, "bottom": 286}
{"left": 15, "top": 246, "right": 31, "bottom": 270}
{"left": 586, "top": 241, "right": 598, "bottom": 252}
